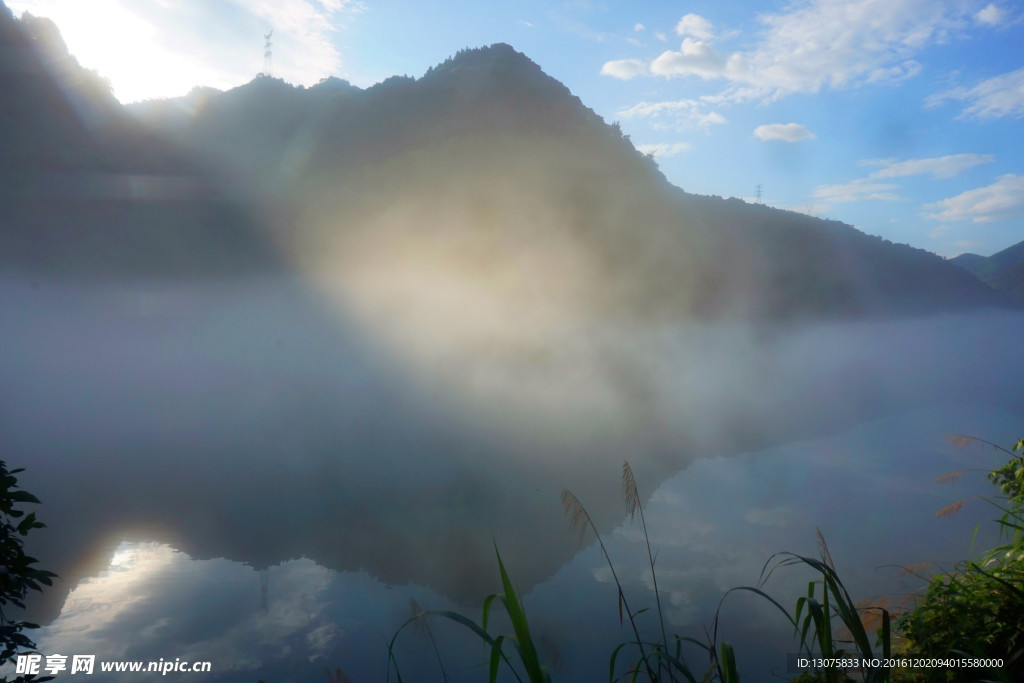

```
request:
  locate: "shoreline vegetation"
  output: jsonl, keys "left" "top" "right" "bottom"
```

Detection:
{"left": 386, "top": 437, "right": 1024, "bottom": 683}
{"left": 0, "top": 460, "right": 56, "bottom": 683}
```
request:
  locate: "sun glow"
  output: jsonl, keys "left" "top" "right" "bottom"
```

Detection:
{"left": 9, "top": 0, "right": 233, "bottom": 102}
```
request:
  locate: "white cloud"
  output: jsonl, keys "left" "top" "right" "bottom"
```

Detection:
{"left": 929, "top": 224, "right": 951, "bottom": 239}
{"left": 635, "top": 142, "right": 692, "bottom": 158}
{"left": 650, "top": 38, "right": 732, "bottom": 80}
{"left": 654, "top": 31, "right": 667, "bottom": 42}
{"left": 812, "top": 179, "right": 903, "bottom": 204}
{"left": 867, "top": 59, "right": 922, "bottom": 84}
{"left": 975, "top": 3, "right": 1005, "bottom": 25}
{"left": 812, "top": 154, "right": 993, "bottom": 216}
{"left": 619, "top": 99, "right": 703, "bottom": 118}
{"left": 927, "top": 66, "right": 1024, "bottom": 119}
{"left": 697, "top": 111, "right": 729, "bottom": 127}
{"left": 866, "top": 153, "right": 995, "bottom": 179}
{"left": 753, "top": 123, "right": 815, "bottom": 142}
{"left": 227, "top": 0, "right": 363, "bottom": 77}
{"left": 600, "top": 58, "right": 648, "bottom": 80}
{"left": 617, "top": 98, "right": 728, "bottom": 129}
{"left": 601, "top": 0, "right": 978, "bottom": 103}
{"left": 675, "top": 13, "right": 714, "bottom": 41}
{"left": 317, "top": 0, "right": 358, "bottom": 10}
{"left": 924, "top": 174, "right": 1024, "bottom": 222}
{"left": 634, "top": 23, "right": 645, "bottom": 32}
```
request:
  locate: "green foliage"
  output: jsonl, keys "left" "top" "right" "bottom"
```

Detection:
{"left": 0, "top": 460, "right": 56, "bottom": 683}
{"left": 387, "top": 438, "right": 1024, "bottom": 682}
{"left": 387, "top": 545, "right": 551, "bottom": 683}
{"left": 740, "top": 543, "right": 893, "bottom": 683}
{"left": 389, "top": 463, "right": 896, "bottom": 683}
{"left": 987, "top": 438, "right": 1024, "bottom": 508}
{"left": 895, "top": 560, "right": 1023, "bottom": 682}
{"left": 892, "top": 436, "right": 1024, "bottom": 682}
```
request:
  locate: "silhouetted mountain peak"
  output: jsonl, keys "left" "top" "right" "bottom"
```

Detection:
{"left": 950, "top": 252, "right": 987, "bottom": 273}
{"left": 1, "top": 3, "right": 1012, "bottom": 313}
{"left": 437, "top": 42, "right": 537, "bottom": 71}
{"left": 19, "top": 11, "right": 68, "bottom": 56}
{"left": 0, "top": 6, "right": 144, "bottom": 172}
{"left": 950, "top": 239, "right": 1024, "bottom": 302}
{"left": 311, "top": 75, "right": 361, "bottom": 94}
{"left": 423, "top": 42, "right": 558, "bottom": 90}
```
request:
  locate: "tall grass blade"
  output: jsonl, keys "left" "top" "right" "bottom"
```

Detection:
{"left": 490, "top": 635, "right": 505, "bottom": 683}
{"left": 816, "top": 529, "right": 835, "bottom": 571}
{"left": 623, "top": 460, "right": 671, "bottom": 676}
{"left": 560, "top": 488, "right": 655, "bottom": 681}
{"left": 881, "top": 609, "right": 890, "bottom": 661}
{"left": 410, "top": 599, "right": 449, "bottom": 682}
{"left": 495, "top": 544, "right": 549, "bottom": 683}
{"left": 388, "top": 606, "right": 525, "bottom": 683}
{"left": 719, "top": 642, "right": 739, "bottom": 683}
{"left": 966, "top": 561, "right": 1024, "bottom": 601}
{"left": 608, "top": 642, "right": 628, "bottom": 683}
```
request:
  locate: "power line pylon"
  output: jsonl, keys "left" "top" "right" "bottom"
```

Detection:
{"left": 263, "top": 30, "right": 273, "bottom": 76}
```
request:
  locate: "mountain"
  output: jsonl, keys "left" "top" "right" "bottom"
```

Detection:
{"left": 0, "top": 4, "right": 280, "bottom": 277}
{"left": 4, "top": 4, "right": 1022, "bottom": 630}
{"left": 128, "top": 43, "right": 1005, "bottom": 322}
{"left": 950, "top": 252, "right": 989, "bottom": 273}
{"left": 951, "top": 240, "right": 1024, "bottom": 303}
{"left": 0, "top": 2, "right": 1008, "bottom": 319}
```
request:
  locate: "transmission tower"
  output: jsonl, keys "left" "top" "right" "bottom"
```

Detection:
{"left": 755, "top": 184, "right": 763, "bottom": 204}
{"left": 262, "top": 29, "right": 273, "bottom": 76}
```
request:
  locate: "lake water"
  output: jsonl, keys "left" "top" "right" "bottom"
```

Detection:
{"left": 2, "top": 275, "right": 1022, "bottom": 682}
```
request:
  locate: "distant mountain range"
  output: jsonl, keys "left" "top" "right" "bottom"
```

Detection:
{"left": 951, "top": 240, "right": 1024, "bottom": 303}
{"left": 0, "top": 3, "right": 1012, "bottom": 319}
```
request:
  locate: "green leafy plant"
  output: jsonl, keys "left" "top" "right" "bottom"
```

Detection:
{"left": 387, "top": 544, "right": 551, "bottom": 683}
{"left": 388, "top": 462, "right": 893, "bottom": 683}
{"left": 564, "top": 464, "right": 893, "bottom": 682}
{"left": 0, "top": 460, "right": 56, "bottom": 683}
{"left": 890, "top": 435, "right": 1024, "bottom": 682}
{"left": 386, "top": 436, "right": 1024, "bottom": 682}
{"left": 752, "top": 536, "right": 892, "bottom": 683}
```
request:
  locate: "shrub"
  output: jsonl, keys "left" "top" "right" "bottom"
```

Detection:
{"left": 0, "top": 460, "right": 56, "bottom": 683}
{"left": 892, "top": 436, "right": 1024, "bottom": 682}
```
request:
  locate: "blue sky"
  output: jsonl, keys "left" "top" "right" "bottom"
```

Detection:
{"left": 9, "top": 0, "right": 1024, "bottom": 257}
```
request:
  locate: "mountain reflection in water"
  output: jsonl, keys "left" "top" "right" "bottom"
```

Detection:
{"left": 28, "top": 396, "right": 1024, "bottom": 681}
{"left": 3, "top": 275, "right": 1021, "bottom": 680}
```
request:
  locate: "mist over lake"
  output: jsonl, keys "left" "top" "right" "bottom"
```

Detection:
{"left": 4, "top": 272, "right": 1021, "bottom": 680}
{"left": 3, "top": 3, "right": 1024, "bottom": 680}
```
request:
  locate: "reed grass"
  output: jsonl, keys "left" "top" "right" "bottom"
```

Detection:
{"left": 889, "top": 434, "right": 1024, "bottom": 681}
{"left": 387, "top": 544, "right": 551, "bottom": 683}
{"left": 386, "top": 435, "right": 1023, "bottom": 682}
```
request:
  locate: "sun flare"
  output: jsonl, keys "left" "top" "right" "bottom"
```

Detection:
{"left": 9, "top": 0, "right": 228, "bottom": 102}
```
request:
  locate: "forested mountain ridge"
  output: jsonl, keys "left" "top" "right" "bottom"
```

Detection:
{"left": 132, "top": 41, "right": 1002, "bottom": 320}
{"left": 951, "top": 239, "right": 1024, "bottom": 303}
{"left": 1, "top": 1, "right": 1009, "bottom": 319}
